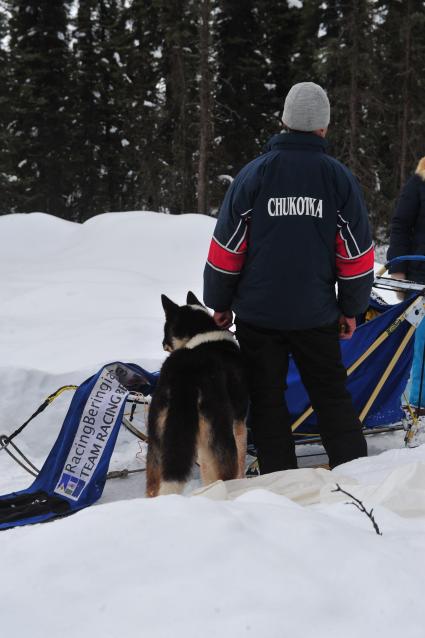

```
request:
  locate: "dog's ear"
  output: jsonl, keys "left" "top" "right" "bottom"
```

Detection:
{"left": 161, "top": 294, "right": 179, "bottom": 318}
{"left": 186, "top": 291, "right": 204, "bottom": 307}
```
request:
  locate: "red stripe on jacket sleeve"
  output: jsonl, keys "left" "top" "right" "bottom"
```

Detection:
{"left": 207, "top": 237, "right": 247, "bottom": 273}
{"left": 336, "top": 241, "right": 375, "bottom": 279}
{"left": 336, "top": 232, "right": 351, "bottom": 259}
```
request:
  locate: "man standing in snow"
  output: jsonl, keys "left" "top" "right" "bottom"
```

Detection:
{"left": 203, "top": 82, "right": 374, "bottom": 474}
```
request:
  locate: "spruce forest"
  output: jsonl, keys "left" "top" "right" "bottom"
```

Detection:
{"left": 1, "top": 0, "right": 424, "bottom": 238}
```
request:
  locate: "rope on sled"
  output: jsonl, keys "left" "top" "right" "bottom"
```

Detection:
{"left": 0, "top": 386, "right": 149, "bottom": 479}
{"left": 5, "top": 385, "right": 78, "bottom": 444}
{"left": 0, "top": 385, "right": 78, "bottom": 477}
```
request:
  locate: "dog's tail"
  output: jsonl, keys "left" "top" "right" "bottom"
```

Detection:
{"left": 160, "top": 387, "right": 200, "bottom": 484}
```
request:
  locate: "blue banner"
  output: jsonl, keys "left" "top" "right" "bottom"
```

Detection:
{"left": 0, "top": 362, "right": 157, "bottom": 531}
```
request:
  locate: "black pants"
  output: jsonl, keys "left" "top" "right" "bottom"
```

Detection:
{"left": 235, "top": 318, "right": 367, "bottom": 473}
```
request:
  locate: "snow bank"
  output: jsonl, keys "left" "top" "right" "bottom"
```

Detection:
{"left": 0, "top": 211, "right": 214, "bottom": 373}
{"left": 1, "top": 211, "right": 425, "bottom": 638}
{"left": 2, "top": 469, "right": 425, "bottom": 638}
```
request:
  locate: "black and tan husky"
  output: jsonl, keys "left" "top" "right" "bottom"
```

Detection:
{"left": 146, "top": 291, "right": 248, "bottom": 497}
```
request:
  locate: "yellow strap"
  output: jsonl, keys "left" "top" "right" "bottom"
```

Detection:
{"left": 291, "top": 297, "right": 419, "bottom": 432}
{"left": 46, "top": 385, "right": 78, "bottom": 404}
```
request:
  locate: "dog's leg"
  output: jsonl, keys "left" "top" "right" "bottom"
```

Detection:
{"left": 146, "top": 441, "right": 161, "bottom": 497}
{"left": 146, "top": 408, "right": 168, "bottom": 498}
{"left": 198, "top": 417, "right": 239, "bottom": 485}
{"left": 233, "top": 420, "right": 247, "bottom": 479}
{"left": 198, "top": 417, "right": 221, "bottom": 485}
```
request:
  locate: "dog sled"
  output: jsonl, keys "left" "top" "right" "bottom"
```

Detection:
{"left": 290, "top": 256, "right": 425, "bottom": 454}
{"left": 1, "top": 257, "right": 424, "bottom": 529}
{"left": 289, "top": 256, "right": 425, "bottom": 448}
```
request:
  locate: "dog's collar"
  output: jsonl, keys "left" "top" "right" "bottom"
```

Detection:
{"left": 184, "top": 331, "right": 238, "bottom": 350}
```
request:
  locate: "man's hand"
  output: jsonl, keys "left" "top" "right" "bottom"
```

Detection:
{"left": 339, "top": 315, "right": 356, "bottom": 339}
{"left": 213, "top": 310, "right": 233, "bottom": 329}
{"left": 390, "top": 271, "right": 407, "bottom": 301}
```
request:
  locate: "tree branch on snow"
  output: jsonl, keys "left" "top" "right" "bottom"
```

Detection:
{"left": 332, "top": 484, "right": 383, "bottom": 536}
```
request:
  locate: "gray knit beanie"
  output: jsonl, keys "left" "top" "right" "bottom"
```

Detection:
{"left": 282, "top": 82, "right": 330, "bottom": 132}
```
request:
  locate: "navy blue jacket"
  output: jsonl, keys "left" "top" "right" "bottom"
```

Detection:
{"left": 203, "top": 132, "right": 374, "bottom": 330}
{"left": 387, "top": 158, "right": 425, "bottom": 283}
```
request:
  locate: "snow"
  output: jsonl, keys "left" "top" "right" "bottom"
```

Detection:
{"left": 1, "top": 211, "right": 425, "bottom": 638}
{"left": 113, "top": 51, "right": 123, "bottom": 67}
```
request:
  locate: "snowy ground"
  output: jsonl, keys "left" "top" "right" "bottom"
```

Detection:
{"left": 1, "top": 212, "right": 425, "bottom": 638}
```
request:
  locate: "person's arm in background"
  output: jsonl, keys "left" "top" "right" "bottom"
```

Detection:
{"left": 335, "top": 168, "right": 375, "bottom": 339}
{"left": 203, "top": 157, "right": 264, "bottom": 327}
{"left": 387, "top": 174, "right": 421, "bottom": 299}
{"left": 387, "top": 174, "right": 420, "bottom": 280}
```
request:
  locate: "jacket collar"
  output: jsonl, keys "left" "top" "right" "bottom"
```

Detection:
{"left": 266, "top": 131, "right": 328, "bottom": 153}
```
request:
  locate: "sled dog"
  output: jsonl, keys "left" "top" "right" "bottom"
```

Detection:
{"left": 146, "top": 291, "right": 248, "bottom": 497}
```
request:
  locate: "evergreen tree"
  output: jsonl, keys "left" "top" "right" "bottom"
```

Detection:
{"left": 364, "top": 0, "right": 425, "bottom": 233}
{"left": 71, "top": 0, "right": 131, "bottom": 220}
{"left": 377, "top": 0, "right": 425, "bottom": 185}
{"left": 197, "top": 0, "right": 212, "bottom": 214}
{"left": 258, "top": 0, "right": 304, "bottom": 124}
{"left": 119, "top": 0, "right": 163, "bottom": 211}
{"left": 405, "top": 1, "right": 425, "bottom": 178}
{"left": 314, "top": 1, "right": 383, "bottom": 228}
{"left": 96, "top": 0, "right": 131, "bottom": 213}
{"left": 0, "top": 9, "right": 13, "bottom": 213}
{"left": 7, "top": 0, "right": 73, "bottom": 216}
{"left": 212, "top": 0, "right": 303, "bottom": 210}
{"left": 70, "top": 0, "right": 100, "bottom": 219}
{"left": 291, "top": 0, "right": 322, "bottom": 85}
{"left": 214, "top": 0, "right": 267, "bottom": 176}
{"left": 1, "top": 0, "right": 423, "bottom": 232}
{"left": 157, "top": 0, "right": 199, "bottom": 214}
